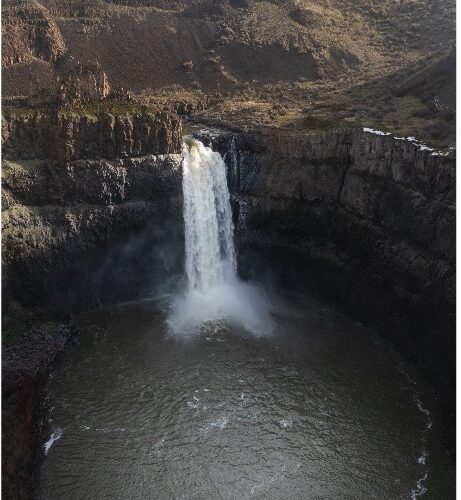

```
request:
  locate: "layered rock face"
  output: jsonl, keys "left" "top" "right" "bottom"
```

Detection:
{"left": 2, "top": 109, "right": 184, "bottom": 310}
{"left": 2, "top": 154, "right": 183, "bottom": 306}
{"left": 2, "top": 109, "right": 182, "bottom": 162}
{"left": 197, "top": 127, "right": 456, "bottom": 453}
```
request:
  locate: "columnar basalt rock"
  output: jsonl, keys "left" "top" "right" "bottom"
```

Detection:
{"left": 2, "top": 110, "right": 183, "bottom": 161}
{"left": 57, "top": 62, "right": 111, "bottom": 105}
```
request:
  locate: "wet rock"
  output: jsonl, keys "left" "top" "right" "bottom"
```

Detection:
{"left": 2, "top": 323, "right": 77, "bottom": 500}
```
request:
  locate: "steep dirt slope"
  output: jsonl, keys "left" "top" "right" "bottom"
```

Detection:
{"left": 2, "top": 0, "right": 455, "bottom": 94}
{"left": 2, "top": 0, "right": 66, "bottom": 68}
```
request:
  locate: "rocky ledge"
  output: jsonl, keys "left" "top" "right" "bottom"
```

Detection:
{"left": 2, "top": 107, "right": 182, "bottom": 162}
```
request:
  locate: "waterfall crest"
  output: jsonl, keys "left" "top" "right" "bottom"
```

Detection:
{"left": 168, "top": 138, "right": 273, "bottom": 336}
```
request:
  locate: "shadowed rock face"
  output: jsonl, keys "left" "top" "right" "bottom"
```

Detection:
{"left": 196, "top": 126, "right": 455, "bottom": 456}
{"left": 198, "top": 127, "right": 454, "bottom": 309}
{"left": 2, "top": 154, "right": 183, "bottom": 308}
{"left": 2, "top": 323, "right": 76, "bottom": 500}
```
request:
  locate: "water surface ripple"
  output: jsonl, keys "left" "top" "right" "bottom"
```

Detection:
{"left": 41, "top": 294, "right": 455, "bottom": 499}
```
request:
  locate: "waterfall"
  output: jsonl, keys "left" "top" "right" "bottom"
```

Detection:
{"left": 167, "top": 138, "right": 273, "bottom": 336}
{"left": 182, "top": 139, "right": 236, "bottom": 292}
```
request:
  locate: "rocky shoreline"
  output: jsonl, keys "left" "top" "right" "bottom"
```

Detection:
{"left": 2, "top": 322, "right": 78, "bottom": 499}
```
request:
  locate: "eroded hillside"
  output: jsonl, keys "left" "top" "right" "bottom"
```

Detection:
{"left": 2, "top": 0, "right": 456, "bottom": 146}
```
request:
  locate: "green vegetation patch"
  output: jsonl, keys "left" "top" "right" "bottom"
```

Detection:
{"left": 2, "top": 100, "right": 166, "bottom": 122}
{"left": 57, "top": 100, "right": 163, "bottom": 118}
{"left": 2, "top": 106, "right": 47, "bottom": 120}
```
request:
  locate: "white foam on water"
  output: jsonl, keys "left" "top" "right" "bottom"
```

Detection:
{"left": 279, "top": 418, "right": 293, "bottom": 429}
{"left": 187, "top": 395, "right": 201, "bottom": 409}
{"left": 411, "top": 472, "right": 428, "bottom": 499}
{"left": 202, "top": 416, "right": 229, "bottom": 434}
{"left": 167, "top": 139, "right": 273, "bottom": 336}
{"left": 397, "top": 363, "right": 432, "bottom": 499}
{"left": 417, "top": 450, "right": 428, "bottom": 465}
{"left": 44, "top": 428, "right": 63, "bottom": 455}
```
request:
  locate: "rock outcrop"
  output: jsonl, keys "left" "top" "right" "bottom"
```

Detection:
{"left": 2, "top": 109, "right": 182, "bottom": 161}
{"left": 2, "top": 323, "right": 76, "bottom": 500}
{"left": 2, "top": 106, "right": 184, "bottom": 309}
{"left": 57, "top": 62, "right": 111, "bottom": 104}
{"left": 27, "top": 62, "right": 113, "bottom": 107}
{"left": 2, "top": 2, "right": 66, "bottom": 68}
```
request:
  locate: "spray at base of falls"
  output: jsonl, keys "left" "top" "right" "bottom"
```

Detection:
{"left": 168, "top": 138, "right": 273, "bottom": 336}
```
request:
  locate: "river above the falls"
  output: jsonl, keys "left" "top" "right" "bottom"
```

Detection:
{"left": 40, "top": 292, "right": 455, "bottom": 499}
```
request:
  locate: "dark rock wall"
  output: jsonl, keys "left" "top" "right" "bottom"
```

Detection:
{"left": 198, "top": 127, "right": 454, "bottom": 331}
{"left": 2, "top": 154, "right": 183, "bottom": 310}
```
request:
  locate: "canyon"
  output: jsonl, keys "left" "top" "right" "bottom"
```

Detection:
{"left": 2, "top": 109, "right": 455, "bottom": 498}
{"left": 1, "top": 0, "right": 456, "bottom": 497}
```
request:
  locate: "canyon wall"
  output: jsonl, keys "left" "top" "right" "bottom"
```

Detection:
{"left": 197, "top": 127, "right": 456, "bottom": 454}
{"left": 2, "top": 116, "right": 456, "bottom": 460}
{"left": 2, "top": 109, "right": 184, "bottom": 311}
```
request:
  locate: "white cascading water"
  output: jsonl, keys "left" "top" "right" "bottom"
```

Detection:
{"left": 182, "top": 139, "right": 237, "bottom": 291}
{"left": 168, "top": 138, "right": 273, "bottom": 335}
